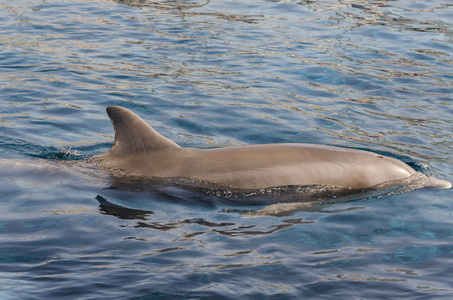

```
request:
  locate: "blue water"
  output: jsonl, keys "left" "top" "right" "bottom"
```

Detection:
{"left": 1, "top": 0, "right": 453, "bottom": 298}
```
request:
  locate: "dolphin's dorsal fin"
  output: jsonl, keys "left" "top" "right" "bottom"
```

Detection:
{"left": 106, "top": 106, "right": 180, "bottom": 156}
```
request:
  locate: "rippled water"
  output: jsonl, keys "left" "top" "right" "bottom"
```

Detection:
{"left": 1, "top": 0, "right": 453, "bottom": 299}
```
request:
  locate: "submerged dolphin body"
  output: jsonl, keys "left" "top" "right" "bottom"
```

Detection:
{"left": 90, "top": 106, "right": 451, "bottom": 196}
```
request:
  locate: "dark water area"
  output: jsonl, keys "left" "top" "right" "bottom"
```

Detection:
{"left": 1, "top": 0, "right": 453, "bottom": 299}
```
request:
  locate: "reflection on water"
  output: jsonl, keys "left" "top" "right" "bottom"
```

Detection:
{"left": 95, "top": 194, "right": 313, "bottom": 235}
{"left": 97, "top": 195, "right": 154, "bottom": 220}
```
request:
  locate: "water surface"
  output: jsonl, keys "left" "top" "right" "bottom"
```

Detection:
{"left": 1, "top": 0, "right": 452, "bottom": 298}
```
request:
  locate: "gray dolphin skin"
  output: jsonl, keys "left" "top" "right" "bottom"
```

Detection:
{"left": 91, "top": 106, "right": 452, "bottom": 193}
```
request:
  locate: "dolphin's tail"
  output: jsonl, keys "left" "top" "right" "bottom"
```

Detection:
{"left": 424, "top": 177, "right": 452, "bottom": 189}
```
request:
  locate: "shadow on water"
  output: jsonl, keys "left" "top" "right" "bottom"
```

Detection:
{"left": 95, "top": 194, "right": 320, "bottom": 237}
{"left": 96, "top": 195, "right": 154, "bottom": 220}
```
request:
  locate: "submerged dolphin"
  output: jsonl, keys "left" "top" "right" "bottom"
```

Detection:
{"left": 89, "top": 106, "right": 451, "bottom": 195}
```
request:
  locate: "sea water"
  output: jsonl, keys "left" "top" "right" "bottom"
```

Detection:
{"left": 0, "top": 0, "right": 452, "bottom": 298}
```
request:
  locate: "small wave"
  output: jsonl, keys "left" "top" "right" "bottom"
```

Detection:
{"left": 46, "top": 147, "right": 81, "bottom": 160}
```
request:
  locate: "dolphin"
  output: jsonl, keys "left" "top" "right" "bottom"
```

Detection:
{"left": 89, "top": 106, "right": 451, "bottom": 196}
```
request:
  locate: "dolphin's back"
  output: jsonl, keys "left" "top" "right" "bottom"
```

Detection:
{"left": 93, "top": 106, "right": 451, "bottom": 192}
{"left": 178, "top": 144, "right": 417, "bottom": 190}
